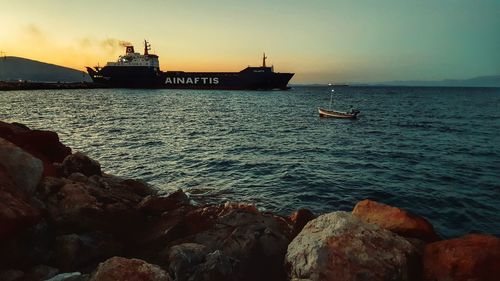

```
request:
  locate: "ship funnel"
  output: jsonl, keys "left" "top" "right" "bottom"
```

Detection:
{"left": 262, "top": 52, "right": 267, "bottom": 67}
{"left": 126, "top": 46, "right": 135, "bottom": 54}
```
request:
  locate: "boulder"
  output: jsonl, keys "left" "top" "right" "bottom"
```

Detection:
{"left": 90, "top": 256, "right": 171, "bottom": 281}
{"left": 184, "top": 204, "right": 291, "bottom": 281}
{"left": 0, "top": 122, "right": 71, "bottom": 177}
{"left": 138, "top": 189, "right": 190, "bottom": 215}
{"left": 0, "top": 137, "right": 43, "bottom": 196}
{"left": 51, "top": 232, "right": 122, "bottom": 272}
{"left": 423, "top": 234, "right": 500, "bottom": 281}
{"left": 0, "top": 183, "right": 41, "bottom": 240}
{"left": 0, "top": 269, "right": 24, "bottom": 281}
{"left": 167, "top": 243, "right": 209, "bottom": 280}
{"left": 289, "top": 208, "right": 315, "bottom": 238}
{"left": 352, "top": 199, "right": 439, "bottom": 242}
{"left": 285, "top": 211, "right": 420, "bottom": 281}
{"left": 45, "top": 272, "right": 87, "bottom": 281}
{"left": 25, "top": 264, "right": 60, "bottom": 281}
{"left": 46, "top": 182, "right": 100, "bottom": 227}
{"left": 62, "top": 152, "right": 101, "bottom": 177}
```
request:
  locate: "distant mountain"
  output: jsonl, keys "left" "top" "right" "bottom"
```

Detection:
{"left": 0, "top": 56, "right": 91, "bottom": 82}
{"left": 360, "top": 75, "right": 500, "bottom": 87}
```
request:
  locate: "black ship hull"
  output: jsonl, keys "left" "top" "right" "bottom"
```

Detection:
{"left": 87, "top": 67, "right": 294, "bottom": 90}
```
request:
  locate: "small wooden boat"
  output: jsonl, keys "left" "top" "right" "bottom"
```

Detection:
{"left": 318, "top": 107, "right": 360, "bottom": 119}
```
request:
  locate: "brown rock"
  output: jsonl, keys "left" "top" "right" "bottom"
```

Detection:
{"left": 290, "top": 208, "right": 315, "bottom": 238}
{"left": 138, "top": 189, "right": 189, "bottom": 215}
{"left": 0, "top": 122, "right": 71, "bottom": 177}
{"left": 62, "top": 152, "right": 101, "bottom": 177}
{"left": 0, "top": 166, "right": 41, "bottom": 239}
{"left": 52, "top": 232, "right": 123, "bottom": 272}
{"left": 0, "top": 269, "right": 24, "bottom": 281}
{"left": 90, "top": 256, "right": 171, "bottom": 281}
{"left": 423, "top": 234, "right": 500, "bottom": 281}
{"left": 25, "top": 265, "right": 60, "bottom": 281}
{"left": 285, "top": 211, "right": 420, "bottom": 281}
{"left": 352, "top": 199, "right": 439, "bottom": 242}
{"left": 0, "top": 137, "right": 43, "bottom": 196}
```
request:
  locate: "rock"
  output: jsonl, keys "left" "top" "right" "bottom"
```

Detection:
{"left": 0, "top": 122, "right": 72, "bottom": 177}
{"left": 190, "top": 250, "right": 238, "bottom": 281}
{"left": 62, "top": 152, "right": 101, "bottom": 177}
{"left": 47, "top": 182, "right": 100, "bottom": 226}
{"left": 352, "top": 199, "right": 439, "bottom": 242}
{"left": 423, "top": 234, "right": 500, "bottom": 281}
{"left": 289, "top": 208, "right": 315, "bottom": 238}
{"left": 285, "top": 211, "right": 420, "bottom": 281}
{"left": 167, "top": 243, "right": 209, "bottom": 280}
{"left": 138, "top": 189, "right": 190, "bottom": 215}
{"left": 0, "top": 165, "right": 40, "bottom": 241}
{"left": 90, "top": 256, "right": 171, "bottom": 281}
{"left": 167, "top": 243, "right": 238, "bottom": 281}
{"left": 184, "top": 205, "right": 291, "bottom": 281}
{"left": 52, "top": 232, "right": 123, "bottom": 271}
{"left": 0, "top": 137, "right": 43, "bottom": 196}
{"left": 25, "top": 264, "right": 59, "bottom": 281}
{"left": 68, "top": 172, "right": 89, "bottom": 183}
{"left": 0, "top": 269, "right": 24, "bottom": 281}
{"left": 45, "top": 272, "right": 86, "bottom": 281}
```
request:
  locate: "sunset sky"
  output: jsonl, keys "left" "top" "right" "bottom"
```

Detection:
{"left": 1, "top": 0, "right": 499, "bottom": 83}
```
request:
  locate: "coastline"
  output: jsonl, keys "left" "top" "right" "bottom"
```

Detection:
{"left": 0, "top": 121, "right": 498, "bottom": 281}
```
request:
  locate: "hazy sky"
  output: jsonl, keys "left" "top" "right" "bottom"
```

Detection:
{"left": 1, "top": 0, "right": 499, "bottom": 83}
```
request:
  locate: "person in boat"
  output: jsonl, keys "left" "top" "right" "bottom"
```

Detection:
{"left": 349, "top": 105, "right": 354, "bottom": 114}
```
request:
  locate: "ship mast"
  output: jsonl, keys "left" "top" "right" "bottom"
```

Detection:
{"left": 144, "top": 40, "right": 151, "bottom": 55}
{"left": 262, "top": 52, "right": 267, "bottom": 67}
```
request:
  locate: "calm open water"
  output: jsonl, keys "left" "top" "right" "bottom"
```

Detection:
{"left": 1, "top": 86, "right": 499, "bottom": 238}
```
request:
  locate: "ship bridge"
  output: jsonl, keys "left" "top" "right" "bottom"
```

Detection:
{"left": 106, "top": 41, "right": 159, "bottom": 68}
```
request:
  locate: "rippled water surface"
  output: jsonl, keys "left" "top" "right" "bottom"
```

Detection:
{"left": 1, "top": 86, "right": 499, "bottom": 237}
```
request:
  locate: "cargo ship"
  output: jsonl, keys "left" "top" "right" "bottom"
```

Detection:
{"left": 86, "top": 41, "right": 294, "bottom": 90}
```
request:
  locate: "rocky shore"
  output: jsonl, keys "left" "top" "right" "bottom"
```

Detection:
{"left": 0, "top": 82, "right": 103, "bottom": 91}
{"left": 0, "top": 121, "right": 498, "bottom": 281}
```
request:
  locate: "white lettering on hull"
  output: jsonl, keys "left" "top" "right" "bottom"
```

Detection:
{"left": 165, "top": 77, "right": 220, "bottom": 85}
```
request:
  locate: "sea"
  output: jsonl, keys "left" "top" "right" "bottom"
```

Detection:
{"left": 1, "top": 86, "right": 499, "bottom": 238}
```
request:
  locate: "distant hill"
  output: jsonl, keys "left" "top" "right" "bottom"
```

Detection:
{"left": 0, "top": 56, "right": 91, "bottom": 82}
{"left": 360, "top": 75, "right": 500, "bottom": 88}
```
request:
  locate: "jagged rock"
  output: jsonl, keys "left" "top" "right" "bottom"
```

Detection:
{"left": 0, "top": 137, "right": 43, "bottom": 196}
{"left": 189, "top": 250, "right": 238, "bottom": 281}
{"left": 62, "top": 152, "right": 101, "bottom": 177}
{"left": 46, "top": 182, "right": 100, "bottom": 227}
{"left": 90, "top": 256, "right": 171, "bottom": 281}
{"left": 51, "top": 232, "right": 123, "bottom": 272}
{"left": 289, "top": 208, "right": 315, "bottom": 238}
{"left": 0, "top": 122, "right": 71, "bottom": 177}
{"left": 0, "top": 269, "right": 24, "bottom": 281}
{"left": 67, "top": 172, "right": 89, "bottom": 183}
{"left": 25, "top": 264, "right": 59, "bottom": 281}
{"left": 423, "top": 234, "right": 500, "bottom": 281}
{"left": 138, "top": 189, "right": 190, "bottom": 215}
{"left": 184, "top": 205, "right": 290, "bottom": 281}
{"left": 285, "top": 211, "right": 420, "bottom": 281}
{"left": 167, "top": 243, "right": 209, "bottom": 280}
{"left": 0, "top": 165, "right": 41, "bottom": 240}
{"left": 42, "top": 174, "right": 150, "bottom": 235}
{"left": 167, "top": 244, "right": 238, "bottom": 281}
{"left": 352, "top": 199, "right": 439, "bottom": 242}
{"left": 45, "top": 272, "right": 86, "bottom": 281}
